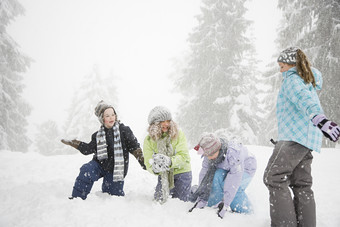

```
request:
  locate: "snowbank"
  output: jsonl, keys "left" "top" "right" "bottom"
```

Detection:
{"left": 1, "top": 145, "right": 339, "bottom": 226}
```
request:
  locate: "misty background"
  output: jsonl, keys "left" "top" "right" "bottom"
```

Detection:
{"left": 1, "top": 0, "right": 339, "bottom": 156}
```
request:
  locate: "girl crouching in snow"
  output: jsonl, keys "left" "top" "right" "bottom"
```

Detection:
{"left": 189, "top": 133, "right": 257, "bottom": 219}
{"left": 143, "top": 106, "right": 192, "bottom": 203}
{"left": 61, "top": 100, "right": 146, "bottom": 200}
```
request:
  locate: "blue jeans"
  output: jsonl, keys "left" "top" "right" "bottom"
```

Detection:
{"left": 207, "top": 168, "right": 253, "bottom": 214}
{"left": 72, "top": 160, "right": 124, "bottom": 199}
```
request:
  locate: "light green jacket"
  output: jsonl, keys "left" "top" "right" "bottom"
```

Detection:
{"left": 143, "top": 130, "right": 191, "bottom": 175}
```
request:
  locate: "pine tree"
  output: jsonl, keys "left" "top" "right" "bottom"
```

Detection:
{"left": 62, "top": 65, "right": 118, "bottom": 147}
{"left": 0, "top": 0, "right": 31, "bottom": 151}
{"left": 308, "top": 1, "right": 340, "bottom": 147}
{"left": 274, "top": 0, "right": 340, "bottom": 147}
{"left": 34, "top": 120, "right": 66, "bottom": 156}
{"left": 257, "top": 65, "right": 281, "bottom": 146}
{"left": 175, "top": 0, "right": 263, "bottom": 145}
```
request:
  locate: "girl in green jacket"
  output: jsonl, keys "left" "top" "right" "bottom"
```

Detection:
{"left": 143, "top": 106, "right": 192, "bottom": 203}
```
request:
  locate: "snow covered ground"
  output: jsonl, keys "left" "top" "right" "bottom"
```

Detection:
{"left": 1, "top": 145, "right": 339, "bottom": 227}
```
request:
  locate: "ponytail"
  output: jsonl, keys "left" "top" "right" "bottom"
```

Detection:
{"left": 296, "top": 49, "right": 316, "bottom": 87}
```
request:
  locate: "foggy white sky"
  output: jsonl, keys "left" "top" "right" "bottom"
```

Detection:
{"left": 7, "top": 0, "right": 279, "bottom": 140}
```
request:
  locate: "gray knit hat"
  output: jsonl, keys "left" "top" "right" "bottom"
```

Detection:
{"left": 277, "top": 47, "right": 299, "bottom": 65}
{"left": 94, "top": 100, "right": 116, "bottom": 124}
{"left": 148, "top": 106, "right": 172, "bottom": 125}
{"left": 196, "top": 133, "right": 221, "bottom": 156}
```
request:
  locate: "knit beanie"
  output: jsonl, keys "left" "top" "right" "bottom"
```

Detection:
{"left": 148, "top": 106, "right": 172, "bottom": 125}
{"left": 195, "top": 133, "right": 221, "bottom": 156}
{"left": 94, "top": 100, "right": 115, "bottom": 124}
{"left": 277, "top": 47, "right": 299, "bottom": 65}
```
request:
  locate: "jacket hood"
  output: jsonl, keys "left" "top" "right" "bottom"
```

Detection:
{"left": 282, "top": 67, "right": 322, "bottom": 90}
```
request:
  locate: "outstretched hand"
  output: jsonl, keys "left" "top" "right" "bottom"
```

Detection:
{"left": 61, "top": 139, "right": 81, "bottom": 149}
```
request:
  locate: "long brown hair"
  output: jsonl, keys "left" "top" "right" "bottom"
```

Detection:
{"left": 296, "top": 49, "right": 316, "bottom": 87}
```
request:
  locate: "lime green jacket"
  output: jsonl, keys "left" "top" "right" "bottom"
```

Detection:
{"left": 143, "top": 130, "right": 191, "bottom": 175}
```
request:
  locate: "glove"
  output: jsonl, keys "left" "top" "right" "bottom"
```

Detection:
{"left": 188, "top": 200, "right": 207, "bottom": 212}
{"left": 61, "top": 139, "right": 81, "bottom": 149}
{"left": 312, "top": 114, "right": 340, "bottom": 142}
{"left": 196, "top": 200, "right": 207, "bottom": 209}
{"left": 149, "top": 157, "right": 167, "bottom": 174}
{"left": 132, "top": 148, "right": 146, "bottom": 170}
{"left": 153, "top": 153, "right": 171, "bottom": 171}
{"left": 150, "top": 159, "right": 162, "bottom": 173}
{"left": 217, "top": 202, "right": 231, "bottom": 219}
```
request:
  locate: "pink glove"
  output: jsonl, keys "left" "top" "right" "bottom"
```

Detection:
{"left": 217, "top": 202, "right": 232, "bottom": 219}
{"left": 312, "top": 114, "right": 340, "bottom": 142}
{"left": 188, "top": 200, "right": 207, "bottom": 212}
{"left": 196, "top": 200, "right": 207, "bottom": 209}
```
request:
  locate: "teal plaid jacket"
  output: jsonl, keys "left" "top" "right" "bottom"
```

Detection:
{"left": 276, "top": 67, "right": 323, "bottom": 153}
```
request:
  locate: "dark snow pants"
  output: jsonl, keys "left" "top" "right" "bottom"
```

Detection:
{"left": 155, "top": 171, "right": 192, "bottom": 202}
{"left": 72, "top": 160, "right": 124, "bottom": 199}
{"left": 263, "top": 141, "right": 315, "bottom": 227}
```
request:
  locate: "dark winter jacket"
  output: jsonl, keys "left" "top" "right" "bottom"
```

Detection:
{"left": 77, "top": 123, "right": 145, "bottom": 175}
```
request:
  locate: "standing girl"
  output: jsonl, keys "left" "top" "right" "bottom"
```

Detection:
{"left": 263, "top": 47, "right": 340, "bottom": 226}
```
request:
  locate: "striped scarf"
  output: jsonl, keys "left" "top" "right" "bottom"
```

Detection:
{"left": 96, "top": 126, "right": 108, "bottom": 160}
{"left": 96, "top": 122, "right": 125, "bottom": 182}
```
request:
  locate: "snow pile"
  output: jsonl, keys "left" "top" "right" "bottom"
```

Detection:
{"left": 1, "top": 146, "right": 339, "bottom": 226}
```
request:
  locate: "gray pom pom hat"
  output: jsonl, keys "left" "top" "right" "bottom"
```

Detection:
{"left": 277, "top": 47, "right": 299, "bottom": 65}
{"left": 94, "top": 100, "right": 116, "bottom": 124}
{"left": 194, "top": 133, "right": 222, "bottom": 156}
{"left": 148, "top": 106, "right": 172, "bottom": 125}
